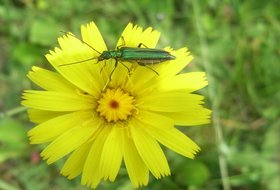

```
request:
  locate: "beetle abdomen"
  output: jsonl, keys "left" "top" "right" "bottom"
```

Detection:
{"left": 120, "top": 47, "right": 176, "bottom": 65}
{"left": 135, "top": 59, "right": 170, "bottom": 65}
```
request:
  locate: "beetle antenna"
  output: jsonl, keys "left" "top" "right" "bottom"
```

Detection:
{"left": 58, "top": 57, "right": 98, "bottom": 67}
{"left": 60, "top": 31, "right": 102, "bottom": 54}
{"left": 120, "top": 62, "right": 131, "bottom": 74}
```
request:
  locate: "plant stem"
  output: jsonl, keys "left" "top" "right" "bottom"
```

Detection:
{"left": 192, "top": 1, "right": 231, "bottom": 190}
{"left": 0, "top": 106, "right": 27, "bottom": 118}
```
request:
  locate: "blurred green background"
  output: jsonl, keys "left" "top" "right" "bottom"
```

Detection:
{"left": 0, "top": 0, "right": 279, "bottom": 189}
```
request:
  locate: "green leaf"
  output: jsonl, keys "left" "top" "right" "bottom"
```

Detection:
{"left": 30, "top": 18, "right": 59, "bottom": 46}
{"left": 261, "top": 121, "right": 280, "bottom": 190}
{"left": 0, "top": 179, "right": 20, "bottom": 190}
{"left": 12, "top": 42, "right": 42, "bottom": 66}
{"left": 174, "top": 159, "right": 210, "bottom": 186}
{"left": 0, "top": 117, "right": 29, "bottom": 162}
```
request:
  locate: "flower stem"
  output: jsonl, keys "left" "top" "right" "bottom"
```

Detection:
{"left": 192, "top": 1, "right": 231, "bottom": 190}
{"left": 0, "top": 106, "right": 27, "bottom": 119}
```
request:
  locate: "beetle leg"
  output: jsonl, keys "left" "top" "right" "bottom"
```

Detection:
{"left": 137, "top": 43, "right": 149, "bottom": 48}
{"left": 137, "top": 62, "right": 159, "bottom": 75}
{"left": 145, "top": 66, "right": 159, "bottom": 76}
{"left": 120, "top": 61, "right": 132, "bottom": 75}
{"left": 100, "top": 60, "right": 107, "bottom": 73}
{"left": 109, "top": 59, "right": 118, "bottom": 81}
{"left": 138, "top": 64, "right": 159, "bottom": 76}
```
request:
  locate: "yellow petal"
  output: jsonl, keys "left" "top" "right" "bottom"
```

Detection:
{"left": 81, "top": 21, "right": 107, "bottom": 53}
{"left": 82, "top": 126, "right": 112, "bottom": 188}
{"left": 160, "top": 108, "right": 212, "bottom": 126}
{"left": 111, "top": 23, "right": 161, "bottom": 88}
{"left": 123, "top": 129, "right": 149, "bottom": 188}
{"left": 22, "top": 90, "right": 95, "bottom": 111}
{"left": 128, "top": 49, "right": 193, "bottom": 96}
{"left": 45, "top": 22, "right": 109, "bottom": 95}
{"left": 41, "top": 118, "right": 100, "bottom": 164}
{"left": 135, "top": 110, "right": 174, "bottom": 129}
{"left": 99, "top": 126, "right": 124, "bottom": 181}
{"left": 46, "top": 51, "right": 105, "bottom": 96}
{"left": 116, "top": 22, "right": 133, "bottom": 47}
{"left": 127, "top": 48, "right": 187, "bottom": 94}
{"left": 139, "top": 91, "right": 205, "bottom": 112}
{"left": 28, "top": 111, "right": 94, "bottom": 144}
{"left": 61, "top": 142, "right": 92, "bottom": 179}
{"left": 57, "top": 33, "right": 91, "bottom": 54}
{"left": 159, "top": 47, "right": 193, "bottom": 77}
{"left": 130, "top": 59, "right": 202, "bottom": 96}
{"left": 131, "top": 120, "right": 170, "bottom": 179}
{"left": 143, "top": 125, "right": 200, "bottom": 158}
{"left": 27, "top": 109, "right": 68, "bottom": 124}
{"left": 158, "top": 72, "right": 208, "bottom": 92}
{"left": 107, "top": 59, "right": 130, "bottom": 89}
{"left": 27, "top": 66, "right": 76, "bottom": 92}
{"left": 141, "top": 26, "right": 161, "bottom": 48}
{"left": 130, "top": 48, "right": 191, "bottom": 92}
{"left": 129, "top": 64, "right": 159, "bottom": 94}
{"left": 117, "top": 23, "right": 160, "bottom": 48}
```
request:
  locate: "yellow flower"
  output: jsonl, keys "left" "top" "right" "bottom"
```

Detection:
{"left": 22, "top": 21, "right": 211, "bottom": 189}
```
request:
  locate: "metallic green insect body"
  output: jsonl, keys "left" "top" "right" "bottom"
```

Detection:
{"left": 59, "top": 33, "right": 176, "bottom": 79}
{"left": 98, "top": 47, "right": 176, "bottom": 78}
{"left": 99, "top": 47, "right": 175, "bottom": 65}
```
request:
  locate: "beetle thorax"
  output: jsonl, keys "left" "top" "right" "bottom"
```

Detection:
{"left": 99, "top": 50, "right": 122, "bottom": 61}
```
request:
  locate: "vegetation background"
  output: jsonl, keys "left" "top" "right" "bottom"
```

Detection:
{"left": 0, "top": 0, "right": 279, "bottom": 189}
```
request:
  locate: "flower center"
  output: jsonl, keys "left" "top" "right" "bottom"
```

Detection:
{"left": 109, "top": 100, "right": 119, "bottom": 109}
{"left": 97, "top": 88, "right": 135, "bottom": 122}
